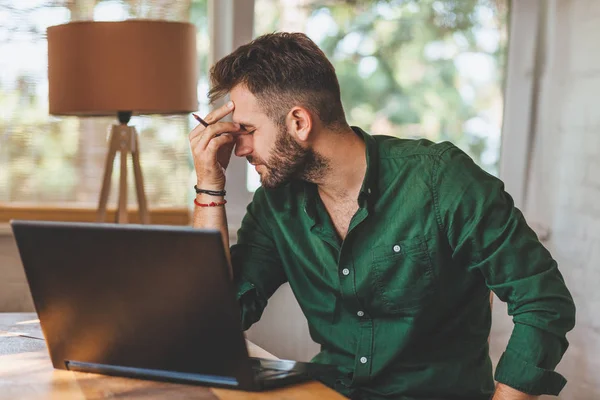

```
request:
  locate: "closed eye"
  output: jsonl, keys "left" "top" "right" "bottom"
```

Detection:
{"left": 238, "top": 123, "right": 255, "bottom": 132}
{"left": 239, "top": 125, "right": 255, "bottom": 135}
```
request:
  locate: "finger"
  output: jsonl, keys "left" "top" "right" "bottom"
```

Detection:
{"left": 198, "top": 121, "right": 240, "bottom": 149}
{"left": 189, "top": 132, "right": 204, "bottom": 153}
{"left": 189, "top": 101, "right": 235, "bottom": 141}
{"left": 203, "top": 100, "right": 235, "bottom": 125}
{"left": 190, "top": 120, "right": 238, "bottom": 148}
{"left": 191, "top": 125, "right": 250, "bottom": 154}
{"left": 189, "top": 120, "right": 208, "bottom": 141}
{"left": 217, "top": 141, "right": 236, "bottom": 170}
{"left": 205, "top": 134, "right": 235, "bottom": 163}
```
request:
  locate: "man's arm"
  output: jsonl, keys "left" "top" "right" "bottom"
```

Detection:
{"left": 229, "top": 190, "right": 287, "bottom": 330}
{"left": 189, "top": 101, "right": 240, "bottom": 276}
{"left": 493, "top": 383, "right": 537, "bottom": 400}
{"left": 192, "top": 190, "right": 231, "bottom": 272}
{"left": 433, "top": 144, "right": 576, "bottom": 397}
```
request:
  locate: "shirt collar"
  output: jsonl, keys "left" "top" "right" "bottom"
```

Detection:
{"left": 352, "top": 126, "right": 379, "bottom": 209}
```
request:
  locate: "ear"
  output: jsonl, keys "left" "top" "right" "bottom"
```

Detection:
{"left": 286, "top": 106, "right": 312, "bottom": 143}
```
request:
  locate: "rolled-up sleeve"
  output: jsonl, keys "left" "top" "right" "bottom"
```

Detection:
{"left": 230, "top": 188, "right": 287, "bottom": 331}
{"left": 433, "top": 144, "right": 576, "bottom": 396}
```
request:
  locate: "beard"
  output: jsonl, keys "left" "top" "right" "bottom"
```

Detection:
{"left": 247, "top": 126, "right": 329, "bottom": 189}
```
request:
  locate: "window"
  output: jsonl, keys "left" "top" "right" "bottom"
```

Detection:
{"left": 0, "top": 0, "right": 209, "bottom": 220}
{"left": 250, "top": 0, "right": 509, "bottom": 191}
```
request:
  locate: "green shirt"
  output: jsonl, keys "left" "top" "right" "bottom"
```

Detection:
{"left": 230, "top": 127, "right": 575, "bottom": 399}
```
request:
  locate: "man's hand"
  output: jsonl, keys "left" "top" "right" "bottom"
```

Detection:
{"left": 492, "top": 383, "right": 538, "bottom": 400}
{"left": 189, "top": 100, "right": 244, "bottom": 189}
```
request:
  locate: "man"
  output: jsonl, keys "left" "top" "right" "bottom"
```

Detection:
{"left": 188, "top": 32, "right": 575, "bottom": 400}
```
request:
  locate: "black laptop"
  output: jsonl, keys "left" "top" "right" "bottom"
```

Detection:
{"left": 10, "top": 220, "right": 333, "bottom": 391}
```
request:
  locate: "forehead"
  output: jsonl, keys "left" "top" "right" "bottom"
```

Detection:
{"left": 230, "top": 85, "right": 267, "bottom": 125}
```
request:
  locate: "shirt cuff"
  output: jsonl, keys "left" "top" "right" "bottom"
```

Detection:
{"left": 494, "top": 348, "right": 567, "bottom": 395}
{"left": 235, "top": 278, "right": 268, "bottom": 331}
{"left": 236, "top": 279, "right": 256, "bottom": 300}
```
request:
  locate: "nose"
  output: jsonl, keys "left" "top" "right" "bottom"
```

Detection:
{"left": 234, "top": 133, "right": 253, "bottom": 157}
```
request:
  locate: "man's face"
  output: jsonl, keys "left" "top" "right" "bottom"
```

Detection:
{"left": 230, "top": 85, "right": 325, "bottom": 189}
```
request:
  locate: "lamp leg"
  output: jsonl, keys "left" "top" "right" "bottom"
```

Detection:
{"left": 117, "top": 130, "right": 129, "bottom": 224}
{"left": 97, "top": 126, "right": 119, "bottom": 222}
{"left": 131, "top": 129, "right": 150, "bottom": 224}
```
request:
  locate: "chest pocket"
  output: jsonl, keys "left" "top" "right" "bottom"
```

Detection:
{"left": 370, "top": 236, "right": 434, "bottom": 314}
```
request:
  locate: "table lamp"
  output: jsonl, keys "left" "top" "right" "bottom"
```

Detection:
{"left": 47, "top": 20, "right": 197, "bottom": 224}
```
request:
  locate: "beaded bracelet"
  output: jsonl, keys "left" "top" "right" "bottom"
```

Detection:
{"left": 194, "top": 185, "right": 226, "bottom": 197}
{"left": 194, "top": 198, "right": 227, "bottom": 207}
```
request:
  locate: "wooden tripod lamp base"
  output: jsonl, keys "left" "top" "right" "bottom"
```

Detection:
{"left": 97, "top": 122, "right": 150, "bottom": 224}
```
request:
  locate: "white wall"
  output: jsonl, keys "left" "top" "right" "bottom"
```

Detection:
{"left": 245, "top": 283, "right": 320, "bottom": 362}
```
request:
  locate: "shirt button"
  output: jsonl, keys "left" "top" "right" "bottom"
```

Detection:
{"left": 360, "top": 357, "right": 368, "bottom": 364}
{"left": 393, "top": 244, "right": 401, "bottom": 253}
{"left": 357, "top": 310, "right": 364, "bottom": 317}
{"left": 342, "top": 268, "right": 350, "bottom": 276}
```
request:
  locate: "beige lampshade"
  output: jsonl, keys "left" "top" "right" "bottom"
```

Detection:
{"left": 47, "top": 20, "right": 198, "bottom": 116}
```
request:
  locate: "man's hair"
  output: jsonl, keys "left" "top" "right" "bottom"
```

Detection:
{"left": 209, "top": 32, "right": 347, "bottom": 129}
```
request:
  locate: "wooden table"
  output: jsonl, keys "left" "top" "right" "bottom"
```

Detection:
{"left": 0, "top": 313, "right": 346, "bottom": 399}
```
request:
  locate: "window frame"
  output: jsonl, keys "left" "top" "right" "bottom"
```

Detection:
{"left": 498, "top": 0, "right": 539, "bottom": 209}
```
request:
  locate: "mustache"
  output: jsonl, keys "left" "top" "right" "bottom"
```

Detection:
{"left": 246, "top": 156, "right": 266, "bottom": 166}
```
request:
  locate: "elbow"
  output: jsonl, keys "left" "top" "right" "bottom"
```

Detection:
{"left": 564, "top": 295, "right": 576, "bottom": 332}
{"left": 511, "top": 291, "right": 576, "bottom": 338}
{"left": 546, "top": 292, "right": 576, "bottom": 339}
